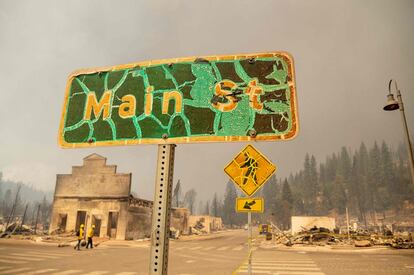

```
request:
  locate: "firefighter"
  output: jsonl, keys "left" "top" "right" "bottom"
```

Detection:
{"left": 74, "top": 224, "right": 84, "bottom": 250}
{"left": 86, "top": 224, "right": 95, "bottom": 249}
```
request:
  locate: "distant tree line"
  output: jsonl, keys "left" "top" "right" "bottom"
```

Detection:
{"left": 0, "top": 173, "right": 52, "bottom": 231}
{"left": 173, "top": 141, "right": 413, "bottom": 229}
{"left": 261, "top": 141, "right": 414, "bottom": 229}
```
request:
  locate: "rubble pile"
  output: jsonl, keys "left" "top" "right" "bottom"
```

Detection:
{"left": 270, "top": 224, "right": 414, "bottom": 249}
{"left": 169, "top": 227, "right": 180, "bottom": 239}
{"left": 190, "top": 219, "right": 207, "bottom": 235}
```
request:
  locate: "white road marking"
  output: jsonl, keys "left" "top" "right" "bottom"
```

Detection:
{"left": 21, "top": 250, "right": 70, "bottom": 256}
{"left": 0, "top": 267, "right": 32, "bottom": 274}
{"left": 237, "top": 271, "right": 324, "bottom": 275}
{"left": 243, "top": 263, "right": 317, "bottom": 267}
{"left": 22, "top": 251, "right": 65, "bottom": 258}
{"left": 11, "top": 252, "right": 60, "bottom": 259}
{"left": 52, "top": 270, "right": 82, "bottom": 275}
{"left": 217, "top": 246, "right": 230, "bottom": 251}
{"left": 185, "top": 260, "right": 195, "bottom": 263}
{"left": 26, "top": 269, "right": 59, "bottom": 274}
{"left": 0, "top": 258, "right": 26, "bottom": 264}
{"left": 240, "top": 266, "right": 320, "bottom": 271}
{"left": 0, "top": 255, "right": 43, "bottom": 261}
{"left": 189, "top": 246, "right": 203, "bottom": 250}
{"left": 253, "top": 261, "right": 315, "bottom": 263}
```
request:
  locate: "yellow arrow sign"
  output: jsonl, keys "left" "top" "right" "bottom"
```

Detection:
{"left": 236, "top": 198, "right": 264, "bottom": 213}
{"left": 224, "top": 144, "right": 276, "bottom": 196}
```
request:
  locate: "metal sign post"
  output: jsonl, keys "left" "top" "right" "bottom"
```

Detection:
{"left": 149, "top": 144, "right": 176, "bottom": 275}
{"left": 247, "top": 211, "right": 252, "bottom": 275}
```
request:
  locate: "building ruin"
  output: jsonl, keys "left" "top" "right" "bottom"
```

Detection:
{"left": 49, "top": 154, "right": 189, "bottom": 240}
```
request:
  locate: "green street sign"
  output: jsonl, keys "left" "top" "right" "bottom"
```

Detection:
{"left": 58, "top": 52, "right": 298, "bottom": 148}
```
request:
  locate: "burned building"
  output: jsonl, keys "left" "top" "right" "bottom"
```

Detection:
{"left": 49, "top": 154, "right": 189, "bottom": 240}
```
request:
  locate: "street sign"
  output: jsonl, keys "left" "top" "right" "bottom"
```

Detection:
{"left": 58, "top": 52, "right": 298, "bottom": 148}
{"left": 236, "top": 197, "right": 264, "bottom": 213}
{"left": 224, "top": 144, "right": 276, "bottom": 196}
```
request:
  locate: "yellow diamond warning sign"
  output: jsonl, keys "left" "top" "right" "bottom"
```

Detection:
{"left": 224, "top": 144, "right": 276, "bottom": 196}
{"left": 236, "top": 197, "right": 264, "bottom": 213}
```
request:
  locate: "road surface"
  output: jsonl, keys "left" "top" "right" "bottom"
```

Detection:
{"left": 0, "top": 230, "right": 413, "bottom": 274}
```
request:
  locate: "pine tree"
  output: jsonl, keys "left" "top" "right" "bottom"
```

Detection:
{"left": 350, "top": 154, "right": 367, "bottom": 223}
{"left": 205, "top": 200, "right": 210, "bottom": 215}
{"left": 173, "top": 179, "right": 182, "bottom": 207}
{"left": 211, "top": 193, "right": 219, "bottom": 217}
{"left": 368, "top": 142, "right": 381, "bottom": 220}
{"left": 223, "top": 181, "right": 238, "bottom": 226}
{"left": 279, "top": 179, "right": 293, "bottom": 229}
{"left": 262, "top": 175, "right": 278, "bottom": 216}
{"left": 183, "top": 189, "right": 197, "bottom": 214}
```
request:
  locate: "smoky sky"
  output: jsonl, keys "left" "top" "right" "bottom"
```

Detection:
{"left": 0, "top": 0, "right": 413, "bottom": 203}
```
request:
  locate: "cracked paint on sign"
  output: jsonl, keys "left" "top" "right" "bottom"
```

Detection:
{"left": 58, "top": 52, "right": 298, "bottom": 147}
{"left": 224, "top": 144, "right": 276, "bottom": 197}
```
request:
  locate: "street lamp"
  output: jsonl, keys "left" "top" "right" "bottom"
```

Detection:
{"left": 383, "top": 79, "right": 414, "bottom": 185}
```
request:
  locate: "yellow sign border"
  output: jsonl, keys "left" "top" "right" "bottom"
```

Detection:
{"left": 58, "top": 51, "right": 298, "bottom": 148}
{"left": 224, "top": 144, "right": 277, "bottom": 197}
{"left": 236, "top": 197, "right": 264, "bottom": 213}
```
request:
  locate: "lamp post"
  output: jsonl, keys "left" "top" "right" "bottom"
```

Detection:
{"left": 383, "top": 79, "right": 414, "bottom": 185}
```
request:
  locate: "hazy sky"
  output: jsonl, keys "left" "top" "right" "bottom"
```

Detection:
{"left": 0, "top": 0, "right": 413, "bottom": 203}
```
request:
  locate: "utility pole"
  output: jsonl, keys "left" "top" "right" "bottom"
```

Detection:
{"left": 247, "top": 211, "right": 252, "bottom": 275}
{"left": 34, "top": 204, "right": 41, "bottom": 235}
{"left": 20, "top": 204, "right": 28, "bottom": 232}
{"left": 4, "top": 185, "right": 21, "bottom": 233}
{"left": 346, "top": 207, "right": 350, "bottom": 241}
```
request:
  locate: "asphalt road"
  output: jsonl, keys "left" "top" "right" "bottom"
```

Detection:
{"left": 0, "top": 230, "right": 414, "bottom": 274}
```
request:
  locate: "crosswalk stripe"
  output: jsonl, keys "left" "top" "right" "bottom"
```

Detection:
{"left": 52, "top": 270, "right": 82, "bottom": 275}
{"left": 25, "top": 251, "right": 68, "bottom": 257}
{"left": 0, "top": 258, "right": 26, "bottom": 264}
{"left": 11, "top": 252, "right": 59, "bottom": 259}
{"left": 252, "top": 261, "right": 315, "bottom": 263}
{"left": 242, "top": 263, "right": 317, "bottom": 267}
{"left": 23, "top": 250, "right": 70, "bottom": 256}
{"left": 0, "top": 255, "right": 43, "bottom": 261}
{"left": 232, "top": 246, "right": 244, "bottom": 251}
{"left": 0, "top": 267, "right": 32, "bottom": 274}
{"left": 237, "top": 271, "right": 324, "bottom": 275}
{"left": 26, "top": 269, "right": 59, "bottom": 274}
{"left": 217, "top": 246, "right": 230, "bottom": 251}
{"left": 239, "top": 266, "right": 321, "bottom": 271}
{"left": 83, "top": 272, "right": 110, "bottom": 275}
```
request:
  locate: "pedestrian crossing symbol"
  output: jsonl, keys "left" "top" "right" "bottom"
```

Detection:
{"left": 224, "top": 144, "right": 276, "bottom": 196}
{"left": 236, "top": 197, "right": 264, "bottom": 213}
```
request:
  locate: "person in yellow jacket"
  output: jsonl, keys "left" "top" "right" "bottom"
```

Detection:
{"left": 74, "top": 224, "right": 84, "bottom": 250}
{"left": 86, "top": 225, "right": 95, "bottom": 249}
